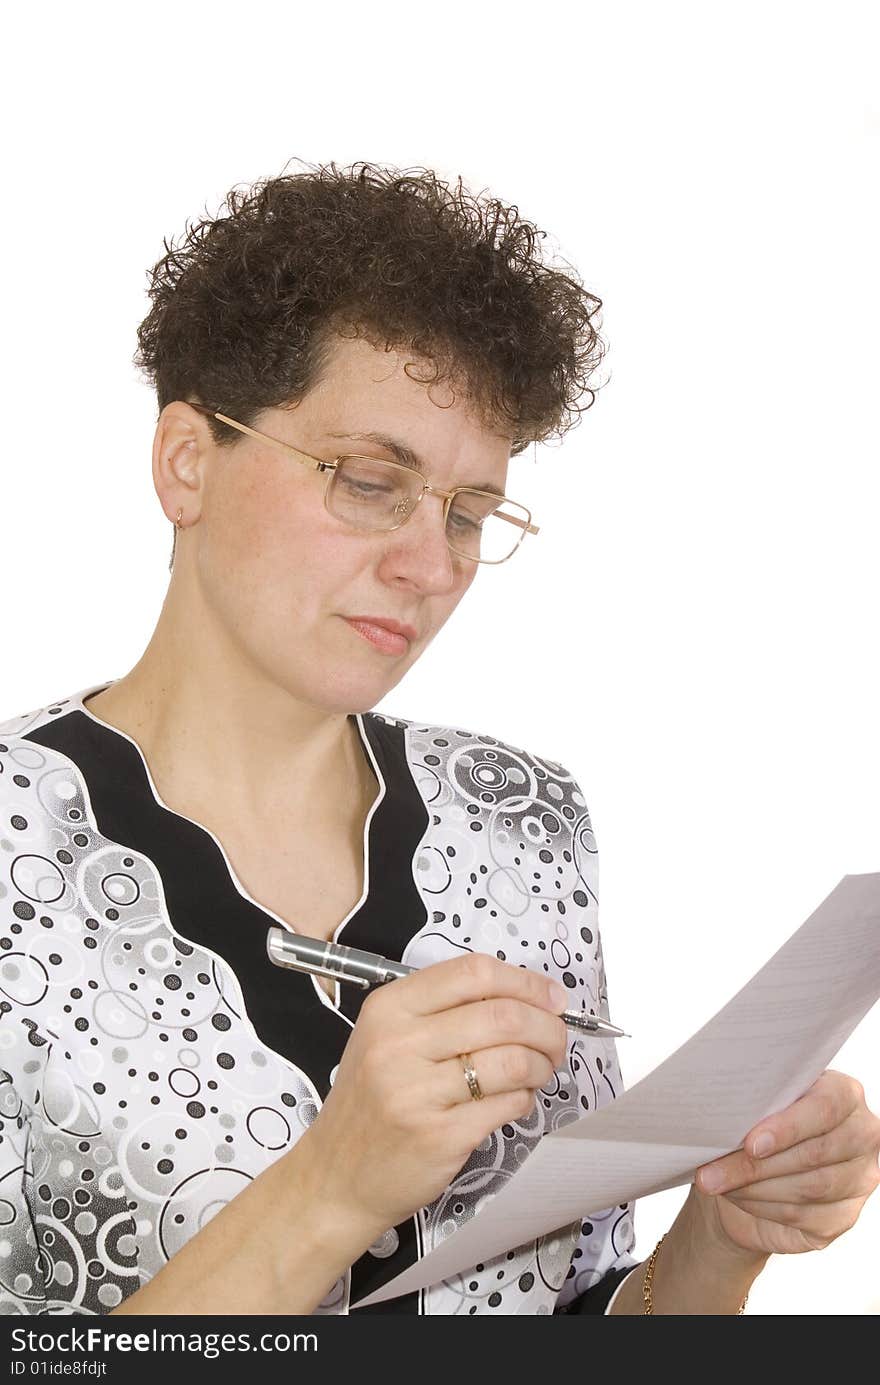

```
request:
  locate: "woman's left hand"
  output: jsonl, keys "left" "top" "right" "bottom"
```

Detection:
{"left": 693, "top": 1069, "right": 880, "bottom": 1257}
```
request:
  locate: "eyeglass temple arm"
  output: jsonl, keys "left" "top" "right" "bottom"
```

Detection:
{"left": 499, "top": 511, "right": 540, "bottom": 536}
{"left": 188, "top": 404, "right": 327, "bottom": 474}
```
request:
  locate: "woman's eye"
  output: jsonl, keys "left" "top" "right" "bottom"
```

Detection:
{"left": 341, "top": 478, "right": 392, "bottom": 497}
{"left": 449, "top": 512, "right": 482, "bottom": 532}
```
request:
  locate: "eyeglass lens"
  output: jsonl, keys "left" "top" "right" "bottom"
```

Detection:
{"left": 328, "top": 457, "right": 529, "bottom": 563}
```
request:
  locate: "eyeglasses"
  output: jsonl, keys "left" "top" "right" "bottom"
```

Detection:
{"left": 187, "top": 402, "right": 539, "bottom": 564}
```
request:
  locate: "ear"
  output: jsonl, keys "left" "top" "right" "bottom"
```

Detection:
{"left": 152, "top": 401, "right": 212, "bottom": 526}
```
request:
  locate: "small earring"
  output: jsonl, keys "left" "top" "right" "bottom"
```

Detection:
{"left": 174, "top": 508, "right": 183, "bottom": 529}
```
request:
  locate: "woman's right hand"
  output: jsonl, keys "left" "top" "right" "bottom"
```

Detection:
{"left": 297, "top": 952, "right": 570, "bottom": 1239}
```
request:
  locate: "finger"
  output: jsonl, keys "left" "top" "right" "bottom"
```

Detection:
{"left": 698, "top": 1103, "right": 877, "bottom": 1194}
{"left": 422, "top": 997, "right": 567, "bottom": 1067}
{"left": 437, "top": 1045, "right": 558, "bottom": 1108}
{"left": 387, "top": 951, "right": 568, "bottom": 1019}
{"left": 703, "top": 1154, "right": 880, "bottom": 1206}
{"left": 741, "top": 1070, "right": 865, "bottom": 1162}
{"left": 448, "top": 1086, "right": 539, "bottom": 1149}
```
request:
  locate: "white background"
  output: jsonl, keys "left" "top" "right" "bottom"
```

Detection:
{"left": 2, "top": 0, "right": 877, "bottom": 1314}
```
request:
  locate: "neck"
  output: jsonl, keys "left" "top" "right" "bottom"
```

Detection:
{"left": 88, "top": 574, "right": 373, "bottom": 834}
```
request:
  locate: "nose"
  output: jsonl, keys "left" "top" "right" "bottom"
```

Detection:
{"left": 377, "top": 491, "right": 460, "bottom": 593}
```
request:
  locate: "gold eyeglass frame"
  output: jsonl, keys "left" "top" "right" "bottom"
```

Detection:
{"left": 187, "top": 401, "right": 539, "bottom": 564}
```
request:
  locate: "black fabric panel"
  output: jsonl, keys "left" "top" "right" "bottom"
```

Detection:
{"left": 337, "top": 713, "right": 429, "bottom": 1026}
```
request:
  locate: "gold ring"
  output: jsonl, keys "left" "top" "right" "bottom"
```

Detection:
{"left": 460, "top": 1052, "right": 483, "bottom": 1101}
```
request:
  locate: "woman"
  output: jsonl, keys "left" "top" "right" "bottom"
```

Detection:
{"left": 1, "top": 162, "right": 877, "bottom": 1317}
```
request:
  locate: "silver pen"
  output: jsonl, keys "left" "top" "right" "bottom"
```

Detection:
{"left": 266, "top": 927, "right": 630, "bottom": 1038}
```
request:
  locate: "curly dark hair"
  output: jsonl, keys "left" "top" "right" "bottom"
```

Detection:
{"left": 134, "top": 158, "right": 606, "bottom": 457}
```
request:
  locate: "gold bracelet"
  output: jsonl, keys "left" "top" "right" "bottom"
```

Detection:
{"left": 643, "top": 1233, "right": 748, "bottom": 1314}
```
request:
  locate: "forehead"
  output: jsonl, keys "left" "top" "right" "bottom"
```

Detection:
{"left": 296, "top": 334, "right": 514, "bottom": 487}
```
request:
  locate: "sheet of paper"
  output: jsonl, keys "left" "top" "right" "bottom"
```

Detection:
{"left": 352, "top": 871, "right": 880, "bottom": 1309}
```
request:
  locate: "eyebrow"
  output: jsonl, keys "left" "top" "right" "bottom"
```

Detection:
{"left": 326, "top": 430, "right": 507, "bottom": 498}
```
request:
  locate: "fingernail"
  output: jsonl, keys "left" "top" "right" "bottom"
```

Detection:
{"left": 700, "top": 1166, "right": 724, "bottom": 1192}
{"left": 752, "top": 1132, "right": 775, "bottom": 1157}
{"left": 547, "top": 982, "right": 569, "bottom": 1012}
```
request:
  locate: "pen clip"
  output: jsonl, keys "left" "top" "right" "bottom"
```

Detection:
{"left": 271, "top": 951, "right": 372, "bottom": 989}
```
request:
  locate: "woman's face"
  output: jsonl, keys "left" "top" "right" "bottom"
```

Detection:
{"left": 160, "top": 335, "right": 514, "bottom": 713}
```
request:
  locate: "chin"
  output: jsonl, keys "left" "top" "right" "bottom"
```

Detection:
{"left": 310, "top": 665, "right": 414, "bottom": 717}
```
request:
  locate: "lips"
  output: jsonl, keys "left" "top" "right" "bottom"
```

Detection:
{"left": 343, "top": 616, "right": 418, "bottom": 656}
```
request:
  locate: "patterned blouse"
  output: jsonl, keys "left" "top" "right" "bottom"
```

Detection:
{"left": 0, "top": 679, "right": 638, "bottom": 1316}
